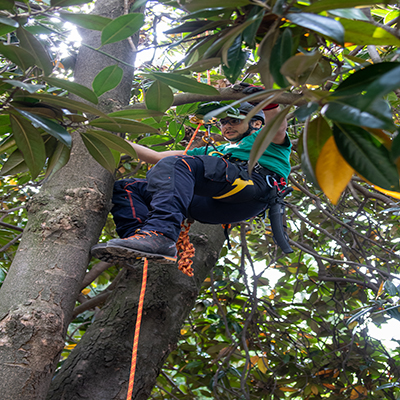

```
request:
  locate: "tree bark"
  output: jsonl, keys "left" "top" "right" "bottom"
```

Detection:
{"left": 0, "top": 0, "right": 135, "bottom": 398}
{"left": 47, "top": 224, "right": 225, "bottom": 400}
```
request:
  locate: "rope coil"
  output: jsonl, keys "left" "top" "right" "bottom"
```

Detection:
{"left": 176, "top": 221, "right": 195, "bottom": 277}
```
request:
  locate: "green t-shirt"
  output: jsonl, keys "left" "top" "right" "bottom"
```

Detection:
{"left": 186, "top": 129, "right": 292, "bottom": 179}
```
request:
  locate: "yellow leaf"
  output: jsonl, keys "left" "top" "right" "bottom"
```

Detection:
{"left": 311, "top": 385, "right": 319, "bottom": 395}
{"left": 81, "top": 288, "right": 90, "bottom": 295}
{"left": 9, "top": 179, "right": 17, "bottom": 185}
{"left": 257, "top": 357, "right": 268, "bottom": 373}
{"left": 323, "top": 383, "right": 336, "bottom": 390}
{"left": 201, "top": 324, "right": 210, "bottom": 333}
{"left": 348, "top": 321, "right": 358, "bottom": 330}
{"left": 376, "top": 281, "right": 384, "bottom": 299}
{"left": 279, "top": 387, "right": 297, "bottom": 392}
{"left": 180, "top": 329, "right": 187, "bottom": 335}
{"left": 269, "top": 289, "right": 276, "bottom": 299}
{"left": 249, "top": 355, "right": 259, "bottom": 368}
{"left": 64, "top": 344, "right": 77, "bottom": 350}
{"left": 371, "top": 185, "right": 400, "bottom": 200}
{"left": 316, "top": 136, "right": 354, "bottom": 204}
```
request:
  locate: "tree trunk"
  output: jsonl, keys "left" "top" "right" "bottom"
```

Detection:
{"left": 47, "top": 224, "right": 225, "bottom": 400}
{"left": 0, "top": 0, "right": 135, "bottom": 398}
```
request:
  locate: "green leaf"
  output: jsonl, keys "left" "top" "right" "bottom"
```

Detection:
{"left": 149, "top": 72, "right": 219, "bottom": 95}
{"left": 42, "top": 77, "right": 98, "bottom": 105}
{"left": 45, "top": 142, "right": 70, "bottom": 178}
{"left": 270, "top": 28, "right": 292, "bottom": 88}
{"left": 0, "top": 15, "right": 18, "bottom": 27}
{"left": 301, "top": 115, "right": 332, "bottom": 188}
{"left": 101, "top": 13, "right": 145, "bottom": 46}
{"left": 328, "top": 8, "right": 369, "bottom": 21}
{"left": 145, "top": 80, "right": 174, "bottom": 113}
{"left": 51, "top": 0, "right": 92, "bottom": 6}
{"left": 9, "top": 113, "right": 46, "bottom": 179}
{"left": 333, "top": 123, "right": 400, "bottom": 191}
{"left": 85, "top": 129, "right": 137, "bottom": 158}
{"left": 138, "top": 135, "right": 172, "bottom": 145}
{"left": 0, "top": 149, "right": 29, "bottom": 176}
{"left": 384, "top": 280, "right": 399, "bottom": 296}
{"left": 92, "top": 65, "right": 123, "bottom": 97}
{"left": 248, "top": 107, "right": 291, "bottom": 172}
{"left": 0, "top": 42, "right": 35, "bottom": 71}
{"left": 242, "top": 6, "right": 265, "bottom": 48}
{"left": 176, "top": 58, "right": 221, "bottom": 74}
{"left": 340, "top": 18, "right": 400, "bottom": 46}
{"left": 164, "top": 20, "right": 211, "bottom": 34}
{"left": 182, "top": 0, "right": 250, "bottom": 12}
{"left": 80, "top": 131, "right": 116, "bottom": 173}
{"left": 130, "top": 0, "right": 147, "bottom": 11}
{"left": 16, "top": 27, "right": 52, "bottom": 75}
{"left": 107, "top": 109, "right": 164, "bottom": 119}
{"left": 3, "top": 79, "right": 45, "bottom": 94}
{"left": 0, "top": 0, "right": 14, "bottom": 11}
{"left": 14, "top": 109, "right": 72, "bottom": 148}
{"left": 89, "top": 117, "right": 159, "bottom": 134}
{"left": 59, "top": 12, "right": 112, "bottom": 31}
{"left": 280, "top": 51, "right": 322, "bottom": 86}
{"left": 222, "top": 34, "right": 249, "bottom": 83}
{"left": 18, "top": 93, "right": 111, "bottom": 119}
{"left": 0, "top": 23, "right": 17, "bottom": 36}
{"left": 333, "top": 62, "right": 399, "bottom": 98}
{"left": 391, "top": 129, "right": 400, "bottom": 162}
{"left": 179, "top": 7, "right": 228, "bottom": 21}
{"left": 294, "top": 102, "right": 319, "bottom": 122}
{"left": 302, "top": 0, "right": 388, "bottom": 13}
{"left": 286, "top": 13, "right": 344, "bottom": 44}
{"left": 324, "top": 100, "right": 395, "bottom": 130}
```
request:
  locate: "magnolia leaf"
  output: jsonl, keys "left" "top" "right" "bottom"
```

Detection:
{"left": 316, "top": 136, "right": 354, "bottom": 204}
{"left": 45, "top": 142, "right": 70, "bottom": 178}
{"left": 10, "top": 113, "right": 46, "bottom": 179}
{"left": 16, "top": 27, "right": 52, "bottom": 75}
{"left": 80, "top": 132, "right": 116, "bottom": 172}
{"left": 257, "top": 357, "right": 268, "bottom": 374}
{"left": 0, "top": 0, "right": 14, "bottom": 10}
{"left": 176, "top": 58, "right": 221, "bottom": 74}
{"left": 183, "top": 0, "right": 250, "bottom": 12}
{"left": 222, "top": 35, "right": 249, "bottom": 83}
{"left": 280, "top": 51, "right": 322, "bottom": 86}
{"left": 3, "top": 80, "right": 45, "bottom": 94}
{"left": 179, "top": 7, "right": 227, "bottom": 20}
{"left": 59, "top": 12, "right": 112, "bottom": 31}
{"left": 107, "top": 109, "right": 164, "bottom": 119}
{"left": 287, "top": 13, "right": 344, "bottom": 44}
{"left": 258, "top": 28, "right": 279, "bottom": 90}
{"left": 19, "top": 93, "right": 111, "bottom": 119}
{"left": 149, "top": 72, "right": 219, "bottom": 95}
{"left": 340, "top": 18, "right": 400, "bottom": 46}
{"left": 51, "top": 0, "right": 92, "bottom": 6}
{"left": 42, "top": 77, "right": 98, "bottom": 104}
{"left": 145, "top": 80, "right": 174, "bottom": 113}
{"left": 85, "top": 129, "right": 137, "bottom": 158}
{"left": 328, "top": 8, "right": 369, "bottom": 20}
{"left": 0, "top": 23, "right": 17, "bottom": 36}
{"left": 92, "top": 65, "right": 124, "bottom": 97}
{"left": 249, "top": 107, "right": 291, "bottom": 172}
{"left": 14, "top": 109, "right": 72, "bottom": 148}
{"left": 294, "top": 102, "right": 319, "bottom": 122}
{"left": 324, "top": 100, "right": 395, "bottom": 130}
{"left": 164, "top": 20, "right": 211, "bottom": 34}
{"left": 89, "top": 117, "right": 158, "bottom": 134}
{"left": 333, "top": 123, "right": 400, "bottom": 191}
{"left": 138, "top": 135, "right": 172, "bottom": 145}
{"left": 270, "top": 28, "right": 292, "bottom": 88}
{"left": 101, "top": 13, "right": 145, "bottom": 46}
{"left": 392, "top": 130, "right": 400, "bottom": 162}
{"left": 0, "top": 149, "right": 28, "bottom": 176}
{"left": 0, "top": 16, "right": 18, "bottom": 27}
{"left": 0, "top": 42, "right": 36, "bottom": 71}
{"left": 303, "top": 0, "right": 388, "bottom": 13}
{"left": 372, "top": 185, "right": 400, "bottom": 200}
{"left": 243, "top": 6, "right": 265, "bottom": 48}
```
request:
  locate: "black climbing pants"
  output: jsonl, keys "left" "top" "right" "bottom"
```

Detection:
{"left": 112, "top": 155, "right": 275, "bottom": 241}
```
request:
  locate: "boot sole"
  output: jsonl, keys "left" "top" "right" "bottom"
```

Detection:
{"left": 91, "top": 243, "right": 177, "bottom": 265}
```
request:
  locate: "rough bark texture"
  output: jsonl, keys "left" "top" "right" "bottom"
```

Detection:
{"left": 0, "top": 0, "right": 134, "bottom": 398}
{"left": 47, "top": 224, "right": 225, "bottom": 400}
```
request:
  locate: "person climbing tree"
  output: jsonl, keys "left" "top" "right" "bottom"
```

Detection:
{"left": 91, "top": 101, "right": 291, "bottom": 265}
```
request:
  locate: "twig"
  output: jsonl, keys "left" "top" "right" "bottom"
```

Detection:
{"left": 80, "top": 261, "right": 113, "bottom": 290}
{"left": 0, "top": 221, "right": 24, "bottom": 232}
{"left": 0, "top": 233, "right": 23, "bottom": 252}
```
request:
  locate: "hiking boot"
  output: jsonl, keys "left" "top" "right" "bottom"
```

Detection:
{"left": 91, "top": 230, "right": 177, "bottom": 265}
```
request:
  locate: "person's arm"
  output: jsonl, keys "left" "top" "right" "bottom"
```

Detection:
{"left": 129, "top": 142, "right": 184, "bottom": 164}
{"left": 263, "top": 106, "right": 288, "bottom": 145}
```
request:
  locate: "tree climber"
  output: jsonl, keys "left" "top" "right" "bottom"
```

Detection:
{"left": 91, "top": 102, "right": 291, "bottom": 264}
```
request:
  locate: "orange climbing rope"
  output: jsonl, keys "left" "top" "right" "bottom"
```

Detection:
{"left": 183, "top": 123, "right": 202, "bottom": 155}
{"left": 126, "top": 257, "right": 148, "bottom": 400}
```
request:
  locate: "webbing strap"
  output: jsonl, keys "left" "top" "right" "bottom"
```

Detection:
{"left": 126, "top": 257, "right": 148, "bottom": 400}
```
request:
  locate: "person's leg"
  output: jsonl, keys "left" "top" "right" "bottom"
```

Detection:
{"left": 111, "top": 178, "right": 152, "bottom": 238}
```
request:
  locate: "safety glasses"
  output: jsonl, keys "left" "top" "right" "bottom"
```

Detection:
{"left": 219, "top": 118, "right": 243, "bottom": 127}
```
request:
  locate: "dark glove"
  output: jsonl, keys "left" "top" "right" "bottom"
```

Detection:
{"left": 240, "top": 82, "right": 279, "bottom": 110}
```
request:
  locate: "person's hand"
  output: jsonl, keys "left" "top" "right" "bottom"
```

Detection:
{"left": 239, "top": 82, "right": 279, "bottom": 110}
